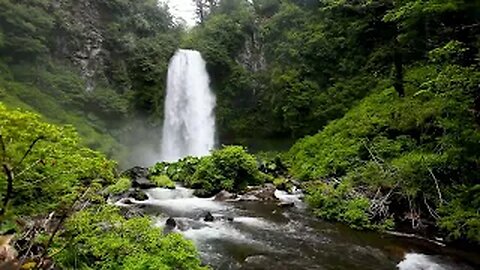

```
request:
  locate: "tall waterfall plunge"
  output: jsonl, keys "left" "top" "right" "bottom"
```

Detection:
{"left": 160, "top": 49, "right": 216, "bottom": 162}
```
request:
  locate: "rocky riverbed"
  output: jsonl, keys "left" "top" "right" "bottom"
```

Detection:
{"left": 111, "top": 184, "right": 477, "bottom": 270}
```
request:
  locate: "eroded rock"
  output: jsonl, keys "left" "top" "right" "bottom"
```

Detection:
{"left": 131, "top": 189, "right": 148, "bottom": 201}
{"left": 240, "top": 184, "right": 277, "bottom": 201}
{"left": 204, "top": 212, "right": 214, "bottom": 222}
{"left": 214, "top": 190, "right": 237, "bottom": 201}
{"left": 122, "top": 166, "right": 156, "bottom": 189}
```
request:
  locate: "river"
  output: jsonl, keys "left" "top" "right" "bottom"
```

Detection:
{"left": 120, "top": 185, "right": 477, "bottom": 270}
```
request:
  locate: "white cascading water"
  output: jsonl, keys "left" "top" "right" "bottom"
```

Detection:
{"left": 160, "top": 49, "right": 216, "bottom": 161}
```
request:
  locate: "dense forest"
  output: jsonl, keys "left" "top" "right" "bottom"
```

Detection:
{"left": 0, "top": 0, "right": 479, "bottom": 269}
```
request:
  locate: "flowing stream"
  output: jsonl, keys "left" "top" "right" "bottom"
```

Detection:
{"left": 126, "top": 187, "right": 477, "bottom": 270}
{"left": 161, "top": 49, "right": 216, "bottom": 161}
{"left": 152, "top": 49, "right": 478, "bottom": 270}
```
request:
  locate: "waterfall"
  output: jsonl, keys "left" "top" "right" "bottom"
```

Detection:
{"left": 160, "top": 49, "right": 216, "bottom": 162}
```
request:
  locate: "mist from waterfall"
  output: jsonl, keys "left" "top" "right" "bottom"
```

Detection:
{"left": 160, "top": 49, "right": 216, "bottom": 162}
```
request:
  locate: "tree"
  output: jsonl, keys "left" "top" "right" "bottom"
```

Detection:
{"left": 193, "top": 0, "right": 220, "bottom": 23}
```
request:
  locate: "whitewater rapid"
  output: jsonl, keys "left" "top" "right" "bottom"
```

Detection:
{"left": 120, "top": 186, "right": 475, "bottom": 270}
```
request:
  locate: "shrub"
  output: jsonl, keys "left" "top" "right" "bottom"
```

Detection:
{"left": 151, "top": 156, "right": 200, "bottom": 185}
{"left": 438, "top": 185, "right": 480, "bottom": 243}
{"left": 191, "top": 146, "right": 268, "bottom": 195}
{"left": 306, "top": 181, "right": 393, "bottom": 230}
{"left": 150, "top": 175, "right": 175, "bottom": 189}
{"left": 287, "top": 64, "right": 480, "bottom": 241}
{"left": 54, "top": 205, "right": 208, "bottom": 270}
{"left": 105, "top": 177, "right": 132, "bottom": 195}
{"left": 0, "top": 103, "right": 116, "bottom": 218}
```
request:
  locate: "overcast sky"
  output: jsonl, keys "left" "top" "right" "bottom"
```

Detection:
{"left": 161, "top": 0, "right": 197, "bottom": 26}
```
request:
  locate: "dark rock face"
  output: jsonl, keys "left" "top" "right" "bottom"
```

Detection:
{"left": 214, "top": 190, "right": 237, "bottom": 201}
{"left": 52, "top": 0, "right": 104, "bottom": 92}
{"left": 204, "top": 212, "right": 214, "bottom": 222}
{"left": 122, "top": 166, "right": 156, "bottom": 189}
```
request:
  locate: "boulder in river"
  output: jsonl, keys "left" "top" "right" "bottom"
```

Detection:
{"left": 240, "top": 184, "right": 277, "bottom": 201}
{"left": 214, "top": 190, "right": 237, "bottom": 201}
{"left": 243, "top": 255, "right": 289, "bottom": 270}
{"left": 163, "top": 217, "right": 177, "bottom": 234}
{"left": 193, "top": 189, "right": 216, "bottom": 198}
{"left": 122, "top": 166, "right": 156, "bottom": 189}
{"left": 166, "top": 217, "right": 177, "bottom": 228}
{"left": 277, "top": 201, "right": 295, "bottom": 208}
{"left": 131, "top": 189, "right": 148, "bottom": 201}
{"left": 204, "top": 212, "right": 214, "bottom": 222}
{"left": 122, "top": 198, "right": 134, "bottom": 205}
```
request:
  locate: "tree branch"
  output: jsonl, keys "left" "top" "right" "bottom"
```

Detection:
{"left": 1, "top": 164, "right": 14, "bottom": 216}
{"left": 428, "top": 168, "right": 444, "bottom": 204}
{"left": 37, "top": 188, "right": 91, "bottom": 269}
{"left": 15, "top": 136, "right": 44, "bottom": 171}
{"left": 0, "top": 134, "right": 6, "bottom": 162}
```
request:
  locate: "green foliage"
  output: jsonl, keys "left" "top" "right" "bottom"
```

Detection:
{"left": 54, "top": 205, "right": 207, "bottom": 270}
{"left": 306, "top": 181, "right": 393, "bottom": 230}
{"left": 287, "top": 62, "right": 480, "bottom": 241}
{"left": 0, "top": 79, "right": 126, "bottom": 160}
{"left": 150, "top": 175, "right": 175, "bottom": 189}
{"left": 151, "top": 156, "right": 201, "bottom": 185}
{"left": 0, "top": 0, "right": 181, "bottom": 162}
{"left": 150, "top": 146, "right": 268, "bottom": 195}
{"left": 256, "top": 151, "right": 287, "bottom": 177}
{"left": 438, "top": 185, "right": 480, "bottom": 242}
{"left": 0, "top": 103, "right": 116, "bottom": 217}
{"left": 191, "top": 146, "right": 267, "bottom": 195}
{"left": 105, "top": 177, "right": 132, "bottom": 196}
{"left": 0, "top": 0, "right": 54, "bottom": 60}
{"left": 0, "top": 105, "right": 206, "bottom": 268}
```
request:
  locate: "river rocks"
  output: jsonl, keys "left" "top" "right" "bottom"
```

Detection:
{"left": 122, "top": 198, "right": 134, "bottom": 205}
{"left": 122, "top": 166, "right": 156, "bottom": 189}
{"left": 204, "top": 212, "right": 214, "bottom": 222}
{"left": 163, "top": 217, "right": 177, "bottom": 234}
{"left": 166, "top": 217, "right": 177, "bottom": 228}
{"left": 239, "top": 184, "right": 277, "bottom": 201}
{"left": 242, "top": 255, "right": 290, "bottom": 270}
{"left": 193, "top": 189, "right": 216, "bottom": 198}
{"left": 131, "top": 189, "right": 148, "bottom": 201}
{"left": 277, "top": 201, "right": 295, "bottom": 208}
{"left": 214, "top": 190, "right": 237, "bottom": 201}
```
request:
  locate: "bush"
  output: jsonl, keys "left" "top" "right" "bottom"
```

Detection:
{"left": 54, "top": 205, "right": 208, "bottom": 270}
{"left": 438, "top": 185, "right": 480, "bottom": 243}
{"left": 306, "top": 182, "right": 393, "bottom": 230}
{"left": 151, "top": 146, "right": 269, "bottom": 196}
{"left": 150, "top": 156, "right": 200, "bottom": 185}
{"left": 191, "top": 146, "right": 267, "bottom": 195}
{"left": 0, "top": 103, "right": 116, "bottom": 218}
{"left": 150, "top": 175, "right": 175, "bottom": 189}
{"left": 287, "top": 64, "right": 480, "bottom": 241}
{"left": 105, "top": 177, "right": 132, "bottom": 195}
